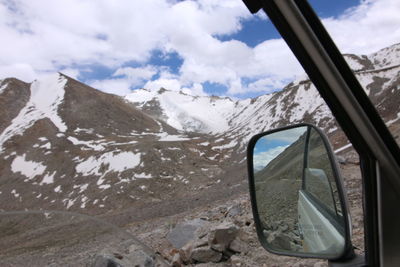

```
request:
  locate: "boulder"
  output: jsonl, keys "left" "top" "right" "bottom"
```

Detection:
{"left": 167, "top": 219, "right": 209, "bottom": 249}
{"left": 171, "top": 252, "right": 182, "bottom": 267}
{"left": 128, "top": 245, "right": 156, "bottom": 267}
{"left": 128, "top": 244, "right": 169, "bottom": 267}
{"left": 91, "top": 254, "right": 123, "bottom": 267}
{"left": 92, "top": 245, "right": 164, "bottom": 267}
{"left": 191, "top": 247, "right": 223, "bottom": 263}
{"left": 229, "top": 255, "right": 244, "bottom": 266}
{"left": 229, "top": 238, "right": 249, "bottom": 254}
{"left": 179, "top": 241, "right": 194, "bottom": 264}
{"left": 208, "top": 223, "right": 239, "bottom": 252}
{"left": 227, "top": 204, "right": 242, "bottom": 217}
{"left": 195, "top": 237, "right": 209, "bottom": 248}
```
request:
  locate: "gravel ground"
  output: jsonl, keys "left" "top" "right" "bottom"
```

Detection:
{"left": 127, "top": 154, "right": 364, "bottom": 267}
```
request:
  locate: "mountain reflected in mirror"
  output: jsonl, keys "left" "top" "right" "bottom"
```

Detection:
{"left": 251, "top": 125, "right": 346, "bottom": 258}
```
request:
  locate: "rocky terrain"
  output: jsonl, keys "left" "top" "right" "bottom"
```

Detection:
{"left": 0, "top": 43, "right": 399, "bottom": 266}
{"left": 125, "top": 154, "right": 364, "bottom": 267}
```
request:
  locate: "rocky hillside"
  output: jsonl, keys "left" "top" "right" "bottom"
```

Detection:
{"left": 0, "top": 43, "right": 399, "bottom": 222}
{"left": 0, "top": 74, "right": 246, "bottom": 218}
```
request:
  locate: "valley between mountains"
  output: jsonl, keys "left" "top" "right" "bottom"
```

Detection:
{"left": 0, "top": 44, "right": 399, "bottom": 266}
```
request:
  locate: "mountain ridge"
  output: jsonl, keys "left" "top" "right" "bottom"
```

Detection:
{"left": 0, "top": 43, "right": 399, "bottom": 222}
{"left": 125, "top": 43, "right": 400, "bottom": 140}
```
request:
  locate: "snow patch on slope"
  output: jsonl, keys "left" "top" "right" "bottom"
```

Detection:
{"left": 67, "top": 136, "right": 106, "bottom": 151}
{"left": 369, "top": 43, "right": 400, "bottom": 69}
{"left": 344, "top": 56, "right": 365, "bottom": 71}
{"left": 11, "top": 154, "right": 46, "bottom": 179}
{"left": 75, "top": 151, "right": 141, "bottom": 176}
{"left": 155, "top": 132, "right": 191, "bottom": 141}
{"left": 355, "top": 65, "right": 400, "bottom": 95}
{"left": 40, "top": 171, "right": 56, "bottom": 185}
{"left": 0, "top": 74, "right": 67, "bottom": 152}
{"left": 0, "top": 81, "right": 8, "bottom": 95}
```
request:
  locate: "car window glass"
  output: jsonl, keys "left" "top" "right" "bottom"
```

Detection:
{"left": 319, "top": 10, "right": 400, "bottom": 148}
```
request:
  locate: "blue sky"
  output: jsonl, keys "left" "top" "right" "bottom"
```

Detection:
{"left": 1, "top": 0, "right": 399, "bottom": 98}
{"left": 253, "top": 126, "right": 307, "bottom": 170}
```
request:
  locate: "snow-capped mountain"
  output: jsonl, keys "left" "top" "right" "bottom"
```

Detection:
{"left": 125, "top": 43, "right": 400, "bottom": 148}
{"left": 125, "top": 89, "right": 236, "bottom": 134}
{"left": 0, "top": 74, "right": 246, "bottom": 217}
{"left": 0, "top": 43, "right": 399, "bottom": 221}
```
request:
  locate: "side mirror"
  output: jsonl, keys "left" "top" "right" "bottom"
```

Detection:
{"left": 247, "top": 124, "right": 353, "bottom": 260}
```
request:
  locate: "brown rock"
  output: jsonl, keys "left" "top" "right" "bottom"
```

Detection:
{"left": 208, "top": 223, "right": 239, "bottom": 252}
{"left": 195, "top": 237, "right": 209, "bottom": 248}
{"left": 179, "top": 241, "right": 194, "bottom": 264}
{"left": 191, "top": 247, "right": 222, "bottom": 263}
{"left": 229, "top": 238, "right": 249, "bottom": 254}
{"left": 171, "top": 253, "right": 182, "bottom": 267}
{"left": 229, "top": 255, "right": 243, "bottom": 266}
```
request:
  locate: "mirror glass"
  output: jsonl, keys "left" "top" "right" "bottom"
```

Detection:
{"left": 251, "top": 125, "right": 346, "bottom": 258}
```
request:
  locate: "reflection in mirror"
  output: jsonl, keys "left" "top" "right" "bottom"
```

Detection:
{"left": 252, "top": 125, "right": 345, "bottom": 258}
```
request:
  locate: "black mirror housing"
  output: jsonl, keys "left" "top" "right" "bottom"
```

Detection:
{"left": 247, "top": 124, "right": 354, "bottom": 260}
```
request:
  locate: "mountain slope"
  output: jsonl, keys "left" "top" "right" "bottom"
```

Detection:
{"left": 125, "top": 88, "right": 236, "bottom": 134}
{"left": 0, "top": 74, "right": 243, "bottom": 217}
{"left": 0, "top": 43, "right": 399, "bottom": 222}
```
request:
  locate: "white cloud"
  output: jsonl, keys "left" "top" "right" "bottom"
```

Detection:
{"left": 142, "top": 70, "right": 207, "bottom": 96}
{"left": 253, "top": 145, "right": 288, "bottom": 171}
{"left": 0, "top": 0, "right": 249, "bottom": 92}
{"left": 252, "top": 127, "right": 307, "bottom": 171}
{"left": 242, "top": 77, "right": 290, "bottom": 95}
{"left": 182, "top": 83, "right": 206, "bottom": 96}
{"left": 89, "top": 78, "right": 132, "bottom": 96}
{"left": 60, "top": 68, "right": 81, "bottom": 80}
{"left": 114, "top": 66, "right": 157, "bottom": 80}
{"left": 0, "top": 63, "right": 37, "bottom": 82}
{"left": 175, "top": 38, "right": 303, "bottom": 95}
{"left": 226, "top": 39, "right": 304, "bottom": 95}
{"left": 0, "top": 0, "right": 399, "bottom": 97}
{"left": 322, "top": 0, "right": 400, "bottom": 54}
{"left": 144, "top": 77, "right": 182, "bottom": 92}
{"left": 113, "top": 66, "right": 158, "bottom": 86}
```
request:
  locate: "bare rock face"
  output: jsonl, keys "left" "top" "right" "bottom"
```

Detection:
{"left": 0, "top": 78, "right": 31, "bottom": 134}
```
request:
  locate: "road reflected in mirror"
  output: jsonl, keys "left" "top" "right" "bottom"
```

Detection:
{"left": 252, "top": 125, "right": 345, "bottom": 258}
